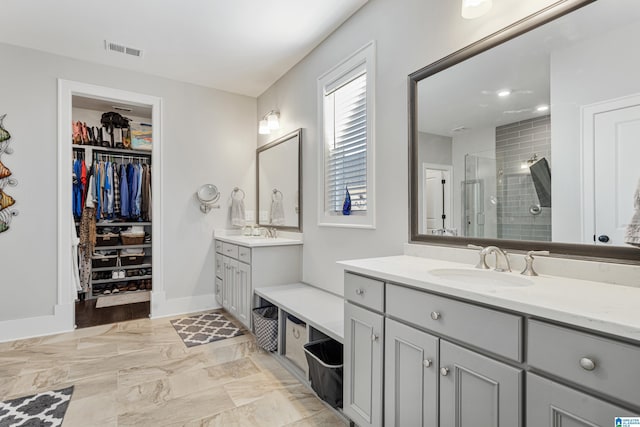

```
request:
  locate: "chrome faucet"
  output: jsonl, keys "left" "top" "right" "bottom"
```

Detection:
{"left": 482, "top": 246, "right": 511, "bottom": 272}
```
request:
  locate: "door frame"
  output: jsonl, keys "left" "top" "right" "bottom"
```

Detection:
{"left": 58, "top": 79, "right": 163, "bottom": 328}
{"left": 581, "top": 92, "right": 640, "bottom": 245}
{"left": 421, "top": 162, "right": 453, "bottom": 234}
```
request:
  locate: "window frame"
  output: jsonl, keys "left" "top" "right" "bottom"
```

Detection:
{"left": 317, "top": 41, "right": 376, "bottom": 229}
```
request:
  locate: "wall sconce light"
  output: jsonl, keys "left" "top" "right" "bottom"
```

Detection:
{"left": 258, "top": 110, "right": 280, "bottom": 135}
{"left": 461, "top": 0, "right": 492, "bottom": 19}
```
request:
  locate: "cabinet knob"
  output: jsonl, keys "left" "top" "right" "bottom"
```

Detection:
{"left": 579, "top": 357, "right": 596, "bottom": 371}
{"left": 440, "top": 367, "right": 449, "bottom": 376}
{"left": 430, "top": 311, "right": 441, "bottom": 320}
{"left": 355, "top": 288, "right": 365, "bottom": 296}
{"left": 371, "top": 334, "right": 379, "bottom": 342}
{"left": 423, "top": 359, "right": 432, "bottom": 368}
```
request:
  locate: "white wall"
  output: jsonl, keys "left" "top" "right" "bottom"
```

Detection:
{"left": 551, "top": 22, "right": 640, "bottom": 244}
{"left": 417, "top": 132, "right": 452, "bottom": 234}
{"left": 257, "top": 0, "right": 558, "bottom": 295}
{"left": 0, "top": 42, "right": 256, "bottom": 323}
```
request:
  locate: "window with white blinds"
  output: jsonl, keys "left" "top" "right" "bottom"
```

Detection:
{"left": 317, "top": 41, "right": 375, "bottom": 228}
{"left": 324, "top": 73, "right": 367, "bottom": 213}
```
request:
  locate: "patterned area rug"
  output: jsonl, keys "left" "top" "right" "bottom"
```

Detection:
{"left": 171, "top": 312, "right": 243, "bottom": 347}
{"left": 0, "top": 386, "right": 73, "bottom": 427}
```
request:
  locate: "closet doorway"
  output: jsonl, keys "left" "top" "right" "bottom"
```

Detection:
{"left": 58, "top": 80, "right": 163, "bottom": 329}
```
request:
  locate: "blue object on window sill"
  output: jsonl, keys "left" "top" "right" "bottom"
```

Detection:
{"left": 342, "top": 186, "right": 352, "bottom": 215}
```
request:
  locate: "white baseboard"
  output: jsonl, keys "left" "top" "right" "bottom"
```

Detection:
{"left": 0, "top": 303, "right": 74, "bottom": 343}
{"left": 151, "top": 291, "right": 220, "bottom": 319}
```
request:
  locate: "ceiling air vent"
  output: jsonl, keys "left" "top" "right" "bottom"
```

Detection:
{"left": 104, "top": 40, "right": 143, "bottom": 58}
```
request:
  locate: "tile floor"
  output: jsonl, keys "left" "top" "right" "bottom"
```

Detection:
{"left": 0, "top": 310, "right": 347, "bottom": 426}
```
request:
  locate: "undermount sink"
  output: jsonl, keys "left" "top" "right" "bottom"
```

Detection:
{"left": 429, "top": 268, "right": 533, "bottom": 287}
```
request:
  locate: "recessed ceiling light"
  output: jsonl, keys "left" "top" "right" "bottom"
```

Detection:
{"left": 536, "top": 105, "right": 550, "bottom": 112}
{"left": 497, "top": 89, "right": 511, "bottom": 97}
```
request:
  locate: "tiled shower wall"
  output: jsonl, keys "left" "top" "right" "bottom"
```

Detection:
{"left": 495, "top": 115, "right": 551, "bottom": 241}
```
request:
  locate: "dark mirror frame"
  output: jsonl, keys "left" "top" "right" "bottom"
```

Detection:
{"left": 256, "top": 128, "right": 302, "bottom": 232}
{"left": 409, "top": 0, "right": 640, "bottom": 263}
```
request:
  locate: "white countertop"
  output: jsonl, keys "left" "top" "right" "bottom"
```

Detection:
{"left": 338, "top": 255, "right": 640, "bottom": 342}
{"left": 255, "top": 283, "right": 344, "bottom": 343}
{"left": 215, "top": 234, "right": 303, "bottom": 248}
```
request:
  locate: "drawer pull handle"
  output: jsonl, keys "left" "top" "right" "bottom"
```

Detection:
{"left": 440, "top": 367, "right": 449, "bottom": 376}
{"left": 423, "top": 359, "right": 432, "bottom": 368}
{"left": 293, "top": 328, "right": 301, "bottom": 339}
{"left": 579, "top": 357, "right": 596, "bottom": 371}
{"left": 371, "top": 334, "right": 379, "bottom": 342}
{"left": 430, "top": 311, "right": 441, "bottom": 320}
{"left": 355, "top": 288, "right": 365, "bottom": 296}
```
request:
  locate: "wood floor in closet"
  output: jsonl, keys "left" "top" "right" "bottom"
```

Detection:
{"left": 75, "top": 299, "right": 150, "bottom": 329}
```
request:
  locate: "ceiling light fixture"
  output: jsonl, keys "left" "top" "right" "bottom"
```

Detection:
{"left": 461, "top": 0, "right": 492, "bottom": 19}
{"left": 497, "top": 89, "right": 511, "bottom": 97}
{"left": 536, "top": 105, "right": 550, "bottom": 112}
{"left": 258, "top": 110, "right": 280, "bottom": 135}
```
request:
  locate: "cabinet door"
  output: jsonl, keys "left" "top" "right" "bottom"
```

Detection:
{"left": 527, "top": 373, "right": 639, "bottom": 426}
{"left": 221, "top": 256, "right": 234, "bottom": 312}
{"left": 344, "top": 302, "right": 384, "bottom": 427}
{"left": 228, "top": 258, "right": 239, "bottom": 317}
{"left": 384, "top": 318, "right": 438, "bottom": 427}
{"left": 440, "top": 341, "right": 522, "bottom": 427}
{"left": 237, "top": 262, "right": 251, "bottom": 328}
{"left": 215, "top": 277, "right": 222, "bottom": 306}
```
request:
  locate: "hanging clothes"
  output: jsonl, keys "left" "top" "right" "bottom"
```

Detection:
{"left": 113, "top": 162, "right": 120, "bottom": 215}
{"left": 120, "top": 163, "right": 130, "bottom": 218}
{"left": 135, "top": 163, "right": 143, "bottom": 218}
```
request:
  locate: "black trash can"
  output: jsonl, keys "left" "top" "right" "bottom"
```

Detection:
{"left": 303, "top": 338, "right": 343, "bottom": 408}
{"left": 252, "top": 306, "right": 278, "bottom": 352}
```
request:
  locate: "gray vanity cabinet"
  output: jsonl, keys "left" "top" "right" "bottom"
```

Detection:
{"left": 527, "top": 374, "right": 637, "bottom": 426}
{"left": 344, "top": 301, "right": 384, "bottom": 427}
{"left": 439, "top": 341, "right": 522, "bottom": 427}
{"left": 384, "top": 318, "right": 438, "bottom": 427}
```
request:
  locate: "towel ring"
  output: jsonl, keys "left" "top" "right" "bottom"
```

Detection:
{"left": 232, "top": 187, "right": 245, "bottom": 200}
{"left": 272, "top": 189, "right": 283, "bottom": 201}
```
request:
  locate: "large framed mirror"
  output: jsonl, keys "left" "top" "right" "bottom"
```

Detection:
{"left": 257, "top": 128, "right": 302, "bottom": 231}
{"left": 409, "top": 0, "right": 640, "bottom": 261}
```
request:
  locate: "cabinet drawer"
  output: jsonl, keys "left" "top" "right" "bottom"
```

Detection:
{"left": 238, "top": 246, "right": 251, "bottom": 264}
{"left": 344, "top": 272, "right": 384, "bottom": 312}
{"left": 528, "top": 319, "right": 640, "bottom": 407}
{"left": 215, "top": 240, "right": 223, "bottom": 253}
{"left": 222, "top": 242, "right": 239, "bottom": 259}
{"left": 387, "top": 284, "right": 523, "bottom": 361}
{"left": 527, "top": 373, "right": 638, "bottom": 425}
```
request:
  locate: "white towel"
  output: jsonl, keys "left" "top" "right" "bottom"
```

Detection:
{"left": 270, "top": 192, "right": 285, "bottom": 226}
{"left": 624, "top": 178, "right": 640, "bottom": 247}
{"left": 231, "top": 195, "right": 245, "bottom": 227}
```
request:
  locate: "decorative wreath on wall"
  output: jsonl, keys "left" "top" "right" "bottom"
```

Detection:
{"left": 0, "top": 114, "right": 18, "bottom": 234}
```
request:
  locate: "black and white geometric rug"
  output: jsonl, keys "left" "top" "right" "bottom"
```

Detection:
{"left": 0, "top": 386, "right": 73, "bottom": 427}
{"left": 171, "top": 311, "right": 243, "bottom": 348}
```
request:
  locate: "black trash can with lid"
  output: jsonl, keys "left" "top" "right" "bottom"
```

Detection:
{"left": 303, "top": 338, "right": 343, "bottom": 408}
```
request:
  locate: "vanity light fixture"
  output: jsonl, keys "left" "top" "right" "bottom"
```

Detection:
{"left": 536, "top": 105, "right": 550, "bottom": 112}
{"left": 497, "top": 89, "right": 511, "bottom": 97}
{"left": 258, "top": 110, "right": 280, "bottom": 135}
{"left": 461, "top": 0, "right": 492, "bottom": 19}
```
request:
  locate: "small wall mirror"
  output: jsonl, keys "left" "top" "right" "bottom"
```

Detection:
{"left": 409, "top": 0, "right": 640, "bottom": 261}
{"left": 257, "top": 129, "right": 302, "bottom": 231}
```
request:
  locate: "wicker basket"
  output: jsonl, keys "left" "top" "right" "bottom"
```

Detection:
{"left": 92, "top": 254, "right": 118, "bottom": 268}
{"left": 95, "top": 233, "right": 119, "bottom": 247}
{"left": 120, "top": 232, "right": 145, "bottom": 245}
{"left": 120, "top": 253, "right": 145, "bottom": 266}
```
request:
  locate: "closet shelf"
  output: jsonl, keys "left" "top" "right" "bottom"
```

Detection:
{"left": 92, "top": 275, "right": 153, "bottom": 285}
{"left": 93, "top": 289, "right": 151, "bottom": 298}
{"left": 92, "top": 262, "right": 152, "bottom": 272}
{"left": 96, "top": 221, "right": 151, "bottom": 227}
{"left": 72, "top": 145, "right": 152, "bottom": 157}
{"left": 96, "top": 243, "right": 151, "bottom": 250}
